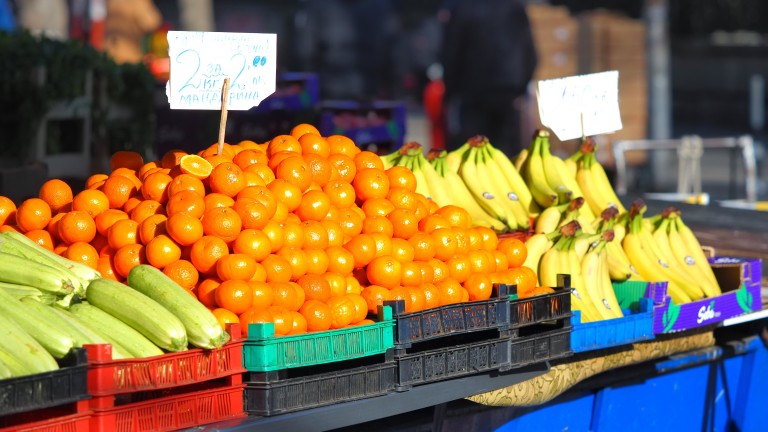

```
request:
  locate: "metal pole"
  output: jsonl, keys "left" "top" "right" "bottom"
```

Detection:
{"left": 645, "top": 0, "right": 672, "bottom": 140}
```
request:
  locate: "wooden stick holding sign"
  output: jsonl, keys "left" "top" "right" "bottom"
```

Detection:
{"left": 217, "top": 77, "right": 230, "bottom": 156}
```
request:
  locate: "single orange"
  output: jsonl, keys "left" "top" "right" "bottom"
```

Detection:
{"left": 367, "top": 255, "right": 402, "bottom": 288}
{"left": 211, "top": 308, "right": 240, "bottom": 332}
{"left": 326, "top": 295, "right": 356, "bottom": 329}
{"left": 469, "top": 249, "right": 495, "bottom": 274}
{"left": 295, "top": 189, "right": 331, "bottom": 222}
{"left": 267, "top": 179, "right": 302, "bottom": 211}
{"left": 387, "top": 208, "right": 418, "bottom": 239}
{"left": 138, "top": 213, "right": 168, "bottom": 244}
{"left": 408, "top": 232, "right": 437, "bottom": 261}
{"left": 101, "top": 175, "right": 138, "bottom": 209}
{"left": 290, "top": 123, "right": 321, "bottom": 139}
{"left": 167, "top": 174, "right": 206, "bottom": 198}
{"left": 261, "top": 254, "right": 293, "bottom": 283}
{"left": 270, "top": 282, "right": 301, "bottom": 312}
{"left": 304, "top": 248, "right": 329, "bottom": 275}
{"left": 422, "top": 283, "right": 441, "bottom": 309}
{"left": 38, "top": 179, "right": 73, "bottom": 213}
{"left": 166, "top": 189, "right": 205, "bottom": 218}
{"left": 326, "top": 135, "right": 360, "bottom": 157}
{"left": 161, "top": 149, "right": 187, "bottom": 169}
{"left": 326, "top": 245, "right": 354, "bottom": 275}
{"left": 337, "top": 207, "right": 363, "bottom": 239}
{"left": 25, "top": 229, "right": 54, "bottom": 251}
{"left": 107, "top": 218, "right": 139, "bottom": 250}
{"left": 189, "top": 235, "right": 230, "bottom": 275}
{"left": 113, "top": 243, "right": 147, "bottom": 278}
{"left": 204, "top": 193, "right": 235, "bottom": 211}
{"left": 232, "top": 198, "right": 270, "bottom": 230}
{"left": 277, "top": 247, "right": 308, "bottom": 281}
{"left": 165, "top": 213, "right": 203, "bottom": 246}
{"left": 431, "top": 228, "right": 458, "bottom": 261}
{"left": 297, "top": 274, "right": 331, "bottom": 302}
{"left": 498, "top": 238, "right": 528, "bottom": 268}
{"left": 209, "top": 162, "right": 247, "bottom": 197}
{"left": 298, "top": 133, "right": 330, "bottom": 158}
{"left": 162, "top": 259, "right": 199, "bottom": 290}
{"left": 0, "top": 196, "right": 17, "bottom": 225}
{"left": 244, "top": 163, "right": 275, "bottom": 184}
{"left": 215, "top": 280, "right": 253, "bottom": 314}
{"left": 96, "top": 254, "right": 121, "bottom": 281}
{"left": 343, "top": 233, "right": 377, "bottom": 268}
{"left": 400, "top": 261, "right": 423, "bottom": 287}
{"left": 322, "top": 220, "right": 344, "bottom": 247}
{"left": 94, "top": 209, "right": 130, "bottom": 237}
{"left": 201, "top": 207, "right": 242, "bottom": 242}
{"left": 85, "top": 174, "right": 108, "bottom": 190}
{"left": 267, "top": 134, "right": 302, "bottom": 157}
{"left": 325, "top": 272, "right": 348, "bottom": 297}
{"left": 58, "top": 210, "right": 96, "bottom": 244}
{"left": 436, "top": 205, "right": 472, "bottom": 230}
{"left": 345, "top": 293, "right": 369, "bottom": 324}
{"left": 390, "top": 238, "right": 416, "bottom": 263}
{"left": 232, "top": 229, "right": 272, "bottom": 262}
{"left": 418, "top": 214, "right": 451, "bottom": 233}
{"left": 16, "top": 198, "right": 51, "bottom": 232}
{"left": 361, "top": 197, "right": 395, "bottom": 218}
{"left": 385, "top": 166, "right": 417, "bottom": 192}
{"left": 196, "top": 277, "right": 222, "bottom": 308}
{"left": 110, "top": 151, "right": 144, "bottom": 172}
{"left": 430, "top": 258, "right": 450, "bottom": 283}
{"left": 464, "top": 273, "right": 493, "bottom": 301}
{"left": 232, "top": 149, "right": 265, "bottom": 170}
{"left": 327, "top": 154, "right": 357, "bottom": 183}
{"left": 447, "top": 254, "right": 472, "bottom": 283}
{"left": 130, "top": 199, "right": 166, "bottom": 224}
{"left": 262, "top": 221, "right": 284, "bottom": 253}
{"left": 216, "top": 253, "right": 257, "bottom": 281}
{"left": 63, "top": 241, "right": 99, "bottom": 269}
{"left": 179, "top": 154, "right": 213, "bottom": 179}
{"left": 249, "top": 280, "right": 274, "bottom": 309}
{"left": 437, "top": 278, "right": 463, "bottom": 306}
{"left": 353, "top": 168, "right": 390, "bottom": 201}
{"left": 145, "top": 234, "right": 182, "bottom": 269}
{"left": 299, "top": 299, "right": 332, "bottom": 332}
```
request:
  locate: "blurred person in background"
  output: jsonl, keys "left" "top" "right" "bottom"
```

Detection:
{"left": 16, "top": 0, "right": 69, "bottom": 39}
{"left": 440, "top": 0, "right": 537, "bottom": 155}
{"left": 104, "top": 0, "right": 162, "bottom": 64}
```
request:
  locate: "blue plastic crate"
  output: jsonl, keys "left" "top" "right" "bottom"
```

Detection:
{"left": 317, "top": 100, "right": 406, "bottom": 150}
{"left": 570, "top": 298, "right": 655, "bottom": 353}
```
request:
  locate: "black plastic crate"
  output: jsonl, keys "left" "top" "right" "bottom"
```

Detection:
{"left": 244, "top": 361, "right": 395, "bottom": 416}
{"left": 385, "top": 285, "right": 510, "bottom": 349}
{"left": 509, "top": 325, "right": 573, "bottom": 369}
{"left": 0, "top": 348, "right": 89, "bottom": 417}
{"left": 394, "top": 336, "right": 512, "bottom": 391}
{"left": 505, "top": 274, "right": 573, "bottom": 330}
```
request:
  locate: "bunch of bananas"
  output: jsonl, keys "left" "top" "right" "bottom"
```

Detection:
{"left": 620, "top": 201, "right": 721, "bottom": 304}
{"left": 572, "top": 138, "right": 627, "bottom": 216}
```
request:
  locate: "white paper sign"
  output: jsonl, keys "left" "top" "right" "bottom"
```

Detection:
{"left": 537, "top": 71, "right": 623, "bottom": 141}
{"left": 166, "top": 31, "right": 277, "bottom": 110}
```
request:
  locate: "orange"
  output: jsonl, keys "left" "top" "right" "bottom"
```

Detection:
{"left": 322, "top": 220, "right": 344, "bottom": 247}
{"left": 422, "top": 283, "right": 441, "bottom": 309}
{"left": 437, "top": 278, "right": 463, "bottom": 306}
{"left": 162, "top": 259, "right": 199, "bottom": 290}
{"left": 232, "top": 150, "right": 265, "bottom": 170}
{"left": 345, "top": 293, "right": 369, "bottom": 324}
{"left": 38, "top": 179, "right": 73, "bottom": 213}
{"left": 238, "top": 308, "right": 274, "bottom": 337}
{"left": 390, "top": 238, "right": 415, "bottom": 263}
{"left": 326, "top": 245, "right": 354, "bottom": 275}
{"left": 447, "top": 255, "right": 471, "bottom": 283}
{"left": 430, "top": 258, "right": 450, "bottom": 283}
{"left": 189, "top": 236, "right": 230, "bottom": 275}
{"left": 361, "top": 215, "right": 393, "bottom": 237}
{"left": 16, "top": 198, "right": 51, "bottom": 232}
{"left": 418, "top": 214, "right": 451, "bottom": 233}
{"left": 327, "top": 153, "right": 357, "bottom": 183}
{"left": 270, "top": 282, "right": 301, "bottom": 311}
{"left": 166, "top": 190, "right": 205, "bottom": 219}
{"left": 232, "top": 229, "right": 271, "bottom": 262}
{"left": 201, "top": 207, "right": 242, "bottom": 242}
{"left": 370, "top": 233, "right": 393, "bottom": 258}
{"left": 216, "top": 254, "right": 257, "bottom": 281}
{"left": 267, "top": 179, "right": 302, "bottom": 211}
{"left": 94, "top": 209, "right": 129, "bottom": 237}
{"left": 267, "top": 134, "right": 302, "bottom": 157}
{"left": 463, "top": 273, "right": 493, "bottom": 301}
{"left": 123, "top": 196, "right": 142, "bottom": 214}
{"left": 58, "top": 211, "right": 96, "bottom": 244}
{"left": 86, "top": 174, "right": 108, "bottom": 190}
{"left": 353, "top": 168, "right": 390, "bottom": 201}
{"left": 297, "top": 274, "right": 331, "bottom": 302}
{"left": 400, "top": 261, "right": 423, "bottom": 287}
{"left": 110, "top": 151, "right": 144, "bottom": 172}
{"left": 101, "top": 175, "right": 138, "bottom": 209}
{"left": 298, "top": 133, "right": 330, "bottom": 158}
{"left": 25, "top": 229, "right": 54, "bottom": 251}
{"left": 138, "top": 214, "right": 168, "bottom": 244}
{"left": 417, "top": 260, "right": 434, "bottom": 284}
{"left": 326, "top": 295, "right": 356, "bottom": 329}
{"left": 167, "top": 174, "right": 206, "bottom": 198}
{"left": 472, "top": 226, "right": 499, "bottom": 252}
{"left": 145, "top": 235, "right": 182, "bottom": 269}
{"left": 262, "top": 221, "right": 284, "bottom": 253}
{"left": 204, "top": 154, "right": 234, "bottom": 169}
{"left": 466, "top": 229, "right": 483, "bottom": 251}
{"left": 204, "top": 193, "right": 235, "bottom": 211}
{"left": 385, "top": 166, "right": 417, "bottom": 192}
{"left": 96, "top": 254, "right": 120, "bottom": 281}
{"left": 343, "top": 233, "right": 377, "bottom": 268}
{"left": 327, "top": 135, "right": 360, "bottom": 157}
{"left": 302, "top": 153, "right": 332, "bottom": 187}
{"left": 290, "top": 123, "right": 321, "bottom": 139}
{"left": 323, "top": 180, "right": 356, "bottom": 208}
{"left": 353, "top": 151, "right": 384, "bottom": 171}
{"left": 454, "top": 229, "right": 471, "bottom": 256}
{"left": 0, "top": 196, "right": 17, "bottom": 225}
{"left": 387, "top": 209, "right": 418, "bottom": 239}
{"left": 408, "top": 232, "right": 436, "bottom": 261}
{"left": 179, "top": 154, "right": 213, "bottom": 179}
{"left": 215, "top": 280, "right": 253, "bottom": 314}
{"left": 498, "top": 238, "right": 527, "bottom": 268}
{"left": 468, "top": 250, "right": 495, "bottom": 274}
{"left": 387, "top": 188, "right": 420, "bottom": 211}
{"left": 261, "top": 254, "right": 293, "bottom": 283}
{"left": 91, "top": 234, "right": 109, "bottom": 254}
{"left": 436, "top": 205, "right": 472, "bottom": 230}
{"left": 211, "top": 308, "right": 240, "bottom": 332}
{"left": 196, "top": 277, "right": 222, "bottom": 308}
{"left": 299, "top": 299, "right": 332, "bottom": 332}
{"left": 208, "top": 162, "right": 246, "bottom": 197}
{"left": 294, "top": 190, "right": 331, "bottom": 222}
{"left": 304, "top": 248, "right": 329, "bottom": 275}
{"left": 251, "top": 262, "right": 267, "bottom": 282}
{"left": 288, "top": 311, "right": 308, "bottom": 335}
{"left": 277, "top": 247, "right": 308, "bottom": 281}
{"left": 281, "top": 222, "right": 305, "bottom": 250}
{"left": 507, "top": 266, "right": 537, "bottom": 298}
{"left": 493, "top": 250, "right": 510, "bottom": 273}
{"left": 165, "top": 213, "right": 204, "bottom": 247}
{"left": 431, "top": 228, "right": 458, "bottom": 261}
{"left": 361, "top": 197, "right": 395, "bottom": 218}
{"left": 249, "top": 281, "right": 274, "bottom": 309}
{"left": 161, "top": 149, "right": 187, "bottom": 169}
{"left": 140, "top": 172, "right": 171, "bottom": 204}
{"left": 407, "top": 287, "right": 426, "bottom": 312}
{"left": 130, "top": 199, "right": 166, "bottom": 223}
{"left": 245, "top": 163, "right": 276, "bottom": 185}
{"left": 366, "top": 256, "right": 402, "bottom": 288}
{"left": 107, "top": 219, "right": 139, "bottom": 250}
{"left": 63, "top": 241, "right": 99, "bottom": 269}
{"left": 232, "top": 198, "right": 270, "bottom": 230}
{"left": 237, "top": 186, "right": 278, "bottom": 217}
{"left": 137, "top": 161, "right": 160, "bottom": 180}
{"left": 337, "top": 207, "right": 363, "bottom": 239}
{"left": 388, "top": 286, "right": 413, "bottom": 312}
{"left": 324, "top": 272, "right": 347, "bottom": 297}
{"left": 113, "top": 243, "right": 147, "bottom": 278}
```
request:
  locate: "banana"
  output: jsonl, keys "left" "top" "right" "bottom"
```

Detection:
{"left": 652, "top": 218, "right": 703, "bottom": 291}
{"left": 418, "top": 153, "right": 453, "bottom": 207}
{"left": 588, "top": 153, "right": 627, "bottom": 213}
{"left": 574, "top": 233, "right": 601, "bottom": 261}
{"left": 381, "top": 150, "right": 400, "bottom": 170}
{"left": 539, "top": 134, "right": 573, "bottom": 204}
{"left": 405, "top": 151, "right": 434, "bottom": 201}
{"left": 576, "top": 162, "right": 606, "bottom": 217}
{"left": 513, "top": 148, "right": 529, "bottom": 172}
{"left": 445, "top": 142, "right": 469, "bottom": 173}
{"left": 669, "top": 216, "right": 721, "bottom": 297}
{"left": 581, "top": 243, "right": 614, "bottom": 320}
{"left": 459, "top": 147, "right": 517, "bottom": 230}
{"left": 605, "top": 241, "right": 634, "bottom": 281}
{"left": 487, "top": 146, "right": 540, "bottom": 217}
{"left": 597, "top": 243, "right": 624, "bottom": 318}
{"left": 564, "top": 151, "right": 581, "bottom": 178}
{"left": 566, "top": 239, "right": 602, "bottom": 322}
{"left": 538, "top": 244, "right": 562, "bottom": 288}
{"left": 522, "top": 233, "right": 555, "bottom": 282}
{"left": 521, "top": 132, "right": 559, "bottom": 208}
{"left": 478, "top": 145, "right": 531, "bottom": 229}
{"left": 639, "top": 222, "right": 705, "bottom": 300}
{"left": 557, "top": 198, "right": 595, "bottom": 235}
{"left": 550, "top": 154, "right": 595, "bottom": 220}
{"left": 534, "top": 202, "right": 568, "bottom": 234}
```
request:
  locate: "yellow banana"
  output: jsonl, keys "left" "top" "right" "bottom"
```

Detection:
{"left": 597, "top": 245, "right": 624, "bottom": 318}
{"left": 513, "top": 148, "right": 528, "bottom": 172}
{"left": 581, "top": 244, "right": 614, "bottom": 320}
{"left": 639, "top": 224, "right": 705, "bottom": 300}
{"left": 623, "top": 231, "right": 693, "bottom": 304}
{"left": 534, "top": 203, "right": 567, "bottom": 235}
{"left": 539, "top": 135, "right": 573, "bottom": 204}
{"left": 523, "top": 234, "right": 555, "bottom": 282}
{"left": 479, "top": 146, "right": 531, "bottom": 229}
{"left": 566, "top": 241, "right": 602, "bottom": 322}
{"left": 459, "top": 147, "right": 517, "bottom": 230}
{"left": 445, "top": 142, "right": 469, "bottom": 173}
{"left": 588, "top": 154, "right": 627, "bottom": 213}
{"left": 488, "top": 146, "right": 540, "bottom": 217}
{"left": 669, "top": 216, "right": 721, "bottom": 297}
{"left": 521, "top": 132, "right": 558, "bottom": 208}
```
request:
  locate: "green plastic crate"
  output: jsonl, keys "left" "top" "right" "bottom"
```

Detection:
{"left": 613, "top": 280, "right": 668, "bottom": 310}
{"left": 243, "top": 306, "right": 394, "bottom": 372}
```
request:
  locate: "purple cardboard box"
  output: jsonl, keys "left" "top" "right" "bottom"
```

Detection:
{"left": 652, "top": 256, "right": 762, "bottom": 334}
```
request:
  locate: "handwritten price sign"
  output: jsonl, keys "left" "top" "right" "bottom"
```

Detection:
{"left": 166, "top": 31, "right": 277, "bottom": 110}
{"left": 537, "top": 71, "right": 623, "bottom": 141}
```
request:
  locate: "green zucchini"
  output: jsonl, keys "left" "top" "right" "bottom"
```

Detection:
{"left": 128, "top": 265, "right": 230, "bottom": 349}
{"left": 0, "top": 312, "right": 58, "bottom": 375}
{"left": 86, "top": 278, "right": 188, "bottom": 352}
{"left": 69, "top": 302, "right": 164, "bottom": 358}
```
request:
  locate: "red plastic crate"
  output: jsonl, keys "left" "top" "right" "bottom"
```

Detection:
{"left": 89, "top": 384, "right": 245, "bottom": 432}
{"left": 85, "top": 324, "right": 245, "bottom": 396}
{"left": 0, "top": 400, "right": 90, "bottom": 432}
{"left": 0, "top": 412, "right": 90, "bottom": 432}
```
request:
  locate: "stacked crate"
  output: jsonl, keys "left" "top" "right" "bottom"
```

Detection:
{"left": 528, "top": 5, "right": 579, "bottom": 81}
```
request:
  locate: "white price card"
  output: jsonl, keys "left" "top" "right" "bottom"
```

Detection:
{"left": 166, "top": 31, "right": 277, "bottom": 110}
{"left": 537, "top": 71, "right": 623, "bottom": 141}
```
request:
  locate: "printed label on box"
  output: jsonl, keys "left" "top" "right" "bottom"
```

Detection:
{"left": 166, "top": 31, "right": 276, "bottom": 110}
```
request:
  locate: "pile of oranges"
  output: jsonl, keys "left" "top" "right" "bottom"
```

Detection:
{"left": 0, "top": 124, "right": 539, "bottom": 337}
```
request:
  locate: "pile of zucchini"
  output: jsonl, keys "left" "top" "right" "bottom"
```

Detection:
{"left": 0, "top": 232, "right": 230, "bottom": 379}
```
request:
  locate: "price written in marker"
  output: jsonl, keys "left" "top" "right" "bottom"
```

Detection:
{"left": 166, "top": 31, "right": 277, "bottom": 110}
{"left": 537, "top": 71, "right": 623, "bottom": 141}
